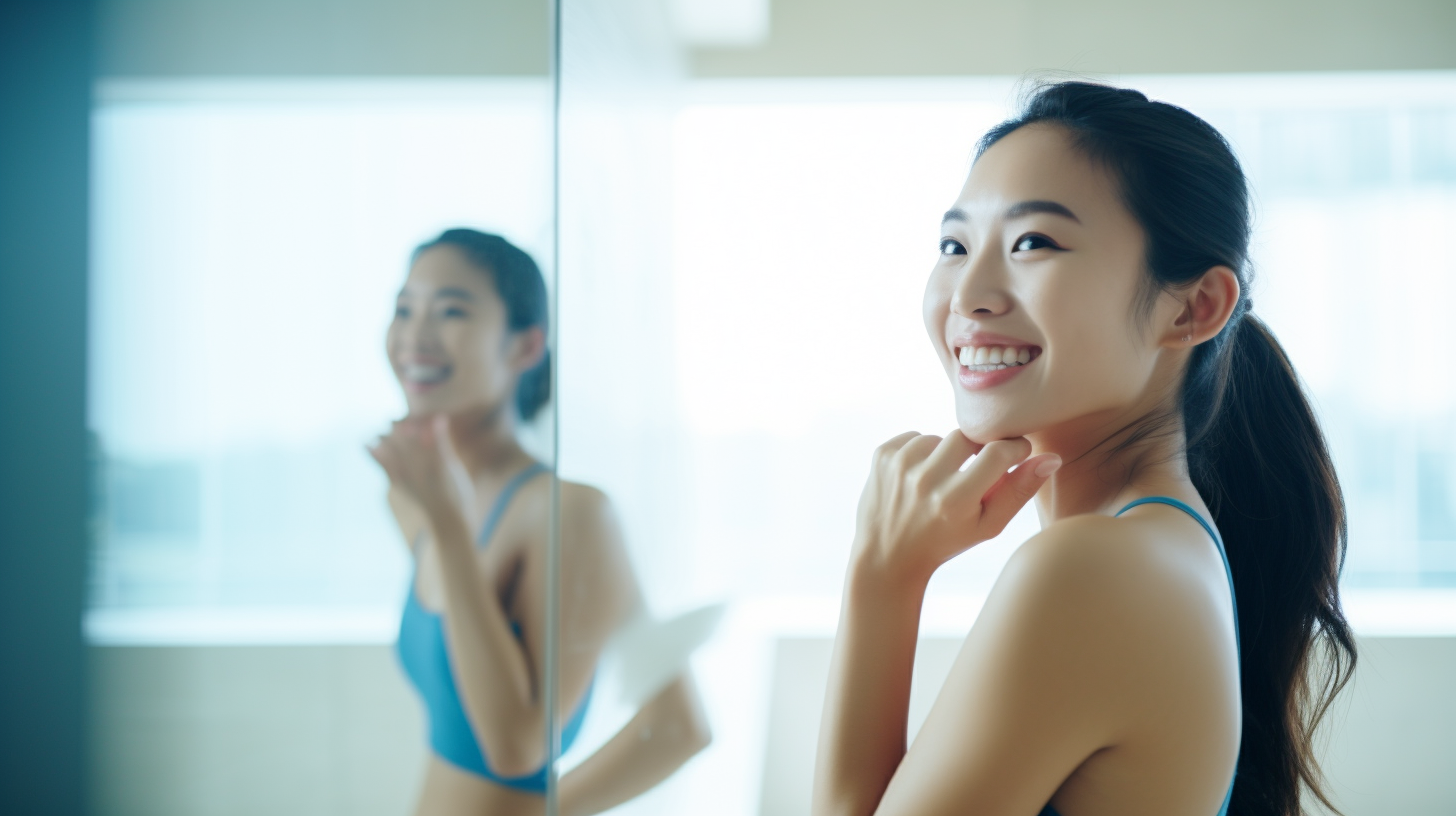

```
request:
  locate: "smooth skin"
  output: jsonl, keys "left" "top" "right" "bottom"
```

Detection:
{"left": 370, "top": 245, "right": 710, "bottom": 816}
{"left": 812, "top": 124, "right": 1242, "bottom": 816}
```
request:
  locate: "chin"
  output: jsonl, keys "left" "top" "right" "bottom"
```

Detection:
{"left": 954, "top": 408, "right": 1031, "bottom": 445}
{"left": 401, "top": 390, "right": 454, "bottom": 417}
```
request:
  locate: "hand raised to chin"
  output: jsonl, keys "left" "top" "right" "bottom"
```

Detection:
{"left": 851, "top": 430, "right": 1061, "bottom": 586}
{"left": 368, "top": 414, "right": 477, "bottom": 526}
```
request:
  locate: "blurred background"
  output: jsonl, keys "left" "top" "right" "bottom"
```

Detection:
{"left": 3, "top": 0, "right": 1455, "bottom": 814}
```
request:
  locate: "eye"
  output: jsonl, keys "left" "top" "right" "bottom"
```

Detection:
{"left": 1013, "top": 233, "right": 1062, "bottom": 253}
{"left": 939, "top": 238, "right": 967, "bottom": 256}
{"left": 393, "top": 304, "right": 410, "bottom": 319}
{"left": 441, "top": 306, "right": 468, "bottom": 319}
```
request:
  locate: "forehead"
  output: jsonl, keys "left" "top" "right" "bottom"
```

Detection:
{"left": 403, "top": 245, "right": 499, "bottom": 300}
{"left": 956, "top": 124, "right": 1124, "bottom": 222}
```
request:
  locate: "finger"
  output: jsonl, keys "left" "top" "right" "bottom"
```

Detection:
{"left": 920, "top": 430, "right": 979, "bottom": 481}
{"left": 947, "top": 438, "right": 1034, "bottom": 503}
{"left": 367, "top": 440, "right": 399, "bottom": 482}
{"left": 893, "top": 434, "right": 942, "bottom": 469}
{"left": 873, "top": 431, "right": 922, "bottom": 465}
{"left": 395, "top": 416, "right": 429, "bottom": 441}
{"left": 977, "top": 454, "right": 1061, "bottom": 535}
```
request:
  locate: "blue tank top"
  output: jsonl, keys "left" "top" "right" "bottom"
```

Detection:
{"left": 395, "top": 462, "right": 592, "bottom": 793}
{"left": 1040, "top": 496, "right": 1239, "bottom": 816}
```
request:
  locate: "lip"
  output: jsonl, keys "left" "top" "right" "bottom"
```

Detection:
{"left": 949, "top": 330, "right": 1042, "bottom": 392}
{"left": 395, "top": 359, "right": 452, "bottom": 395}
{"left": 950, "top": 330, "right": 1041, "bottom": 350}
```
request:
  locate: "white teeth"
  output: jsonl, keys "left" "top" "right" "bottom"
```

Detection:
{"left": 955, "top": 345, "right": 1037, "bottom": 371}
{"left": 404, "top": 364, "right": 449, "bottom": 383}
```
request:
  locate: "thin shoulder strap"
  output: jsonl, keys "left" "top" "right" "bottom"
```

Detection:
{"left": 1115, "top": 496, "right": 1240, "bottom": 652}
{"left": 476, "top": 462, "right": 551, "bottom": 548}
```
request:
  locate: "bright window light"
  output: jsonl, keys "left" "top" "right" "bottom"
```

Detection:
{"left": 86, "top": 79, "right": 552, "bottom": 644}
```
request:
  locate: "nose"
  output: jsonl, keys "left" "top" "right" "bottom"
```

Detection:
{"left": 950, "top": 240, "right": 1013, "bottom": 319}
{"left": 393, "top": 310, "right": 438, "bottom": 354}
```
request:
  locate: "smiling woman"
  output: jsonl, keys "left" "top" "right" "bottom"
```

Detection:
{"left": 812, "top": 82, "right": 1354, "bottom": 816}
{"left": 371, "top": 229, "right": 711, "bottom": 816}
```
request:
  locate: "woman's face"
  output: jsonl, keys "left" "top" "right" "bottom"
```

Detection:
{"left": 924, "top": 124, "right": 1185, "bottom": 447}
{"left": 387, "top": 245, "right": 528, "bottom": 417}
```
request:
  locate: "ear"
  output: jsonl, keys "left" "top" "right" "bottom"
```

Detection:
{"left": 1163, "top": 266, "right": 1240, "bottom": 349}
{"left": 507, "top": 325, "right": 547, "bottom": 374}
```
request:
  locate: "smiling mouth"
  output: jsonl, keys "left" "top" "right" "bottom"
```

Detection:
{"left": 956, "top": 344, "right": 1042, "bottom": 372}
{"left": 400, "top": 363, "right": 452, "bottom": 386}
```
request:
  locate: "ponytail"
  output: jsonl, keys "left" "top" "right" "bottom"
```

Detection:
{"left": 979, "top": 82, "right": 1356, "bottom": 815}
{"left": 1187, "top": 315, "right": 1356, "bottom": 816}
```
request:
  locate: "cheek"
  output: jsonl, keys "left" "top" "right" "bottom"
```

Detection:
{"left": 922, "top": 269, "right": 952, "bottom": 354}
{"left": 447, "top": 326, "right": 511, "bottom": 388}
{"left": 1035, "top": 277, "right": 1145, "bottom": 398}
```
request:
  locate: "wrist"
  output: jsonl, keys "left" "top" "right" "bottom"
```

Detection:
{"left": 422, "top": 498, "right": 468, "bottom": 538}
{"left": 847, "top": 545, "right": 932, "bottom": 605}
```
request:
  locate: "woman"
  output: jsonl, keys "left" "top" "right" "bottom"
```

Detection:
{"left": 369, "top": 229, "right": 711, "bottom": 816}
{"left": 813, "top": 83, "right": 1355, "bottom": 816}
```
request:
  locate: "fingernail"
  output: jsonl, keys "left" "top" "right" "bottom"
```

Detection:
{"left": 1034, "top": 457, "right": 1062, "bottom": 478}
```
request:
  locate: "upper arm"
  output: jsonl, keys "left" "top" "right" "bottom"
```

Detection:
{"left": 516, "top": 483, "right": 643, "bottom": 713}
{"left": 875, "top": 520, "right": 1202, "bottom": 816}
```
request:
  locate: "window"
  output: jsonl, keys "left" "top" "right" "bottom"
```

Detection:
{"left": 86, "top": 79, "right": 552, "bottom": 644}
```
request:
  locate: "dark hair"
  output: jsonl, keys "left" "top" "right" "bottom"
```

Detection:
{"left": 978, "top": 82, "right": 1355, "bottom": 816}
{"left": 414, "top": 228, "right": 551, "bottom": 421}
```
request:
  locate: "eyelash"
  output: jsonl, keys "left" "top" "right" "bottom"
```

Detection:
{"left": 1013, "top": 233, "right": 1063, "bottom": 253}
{"left": 939, "top": 234, "right": 1064, "bottom": 256}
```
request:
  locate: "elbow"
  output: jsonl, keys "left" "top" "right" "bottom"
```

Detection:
{"left": 472, "top": 714, "right": 549, "bottom": 780}
{"left": 663, "top": 673, "right": 712, "bottom": 758}
{"left": 478, "top": 737, "right": 548, "bottom": 780}
{"left": 684, "top": 711, "right": 712, "bottom": 757}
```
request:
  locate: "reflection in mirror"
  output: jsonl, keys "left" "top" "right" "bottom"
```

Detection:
{"left": 85, "top": 3, "right": 565, "bottom": 813}
{"left": 372, "top": 231, "right": 709, "bottom": 815}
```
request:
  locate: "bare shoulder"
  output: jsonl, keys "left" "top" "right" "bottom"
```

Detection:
{"left": 1005, "top": 512, "right": 1222, "bottom": 609}
{"left": 558, "top": 480, "right": 614, "bottom": 523}
{"left": 514, "top": 478, "right": 628, "bottom": 562}
{"left": 891, "top": 510, "right": 1239, "bottom": 813}
{"left": 984, "top": 511, "right": 1236, "bottom": 681}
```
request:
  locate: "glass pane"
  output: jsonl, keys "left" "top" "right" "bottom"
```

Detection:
{"left": 87, "top": 4, "right": 558, "bottom": 815}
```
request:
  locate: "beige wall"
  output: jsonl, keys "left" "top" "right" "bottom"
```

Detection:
{"left": 99, "top": 0, "right": 1456, "bottom": 80}
{"left": 97, "top": 0, "right": 550, "bottom": 77}
{"left": 691, "top": 0, "right": 1456, "bottom": 76}
{"left": 91, "top": 636, "right": 1456, "bottom": 816}
{"left": 90, "top": 646, "right": 425, "bottom": 816}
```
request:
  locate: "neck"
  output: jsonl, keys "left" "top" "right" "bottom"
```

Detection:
{"left": 1027, "top": 400, "right": 1192, "bottom": 524}
{"left": 447, "top": 403, "right": 532, "bottom": 478}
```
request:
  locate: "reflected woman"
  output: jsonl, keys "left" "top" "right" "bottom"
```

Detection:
{"left": 813, "top": 84, "right": 1355, "bottom": 816}
{"left": 369, "top": 229, "right": 710, "bottom": 816}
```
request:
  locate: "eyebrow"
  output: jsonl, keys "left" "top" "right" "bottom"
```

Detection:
{"left": 942, "top": 200, "right": 1082, "bottom": 225}
{"left": 395, "top": 286, "right": 476, "bottom": 303}
{"left": 434, "top": 287, "right": 475, "bottom": 301}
